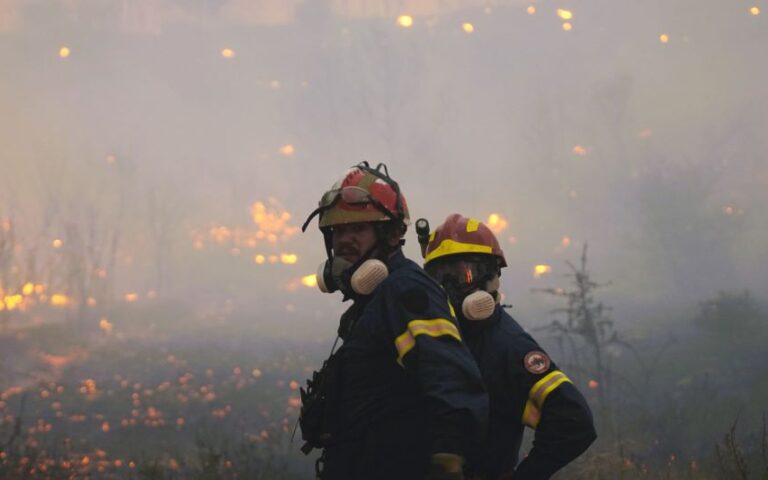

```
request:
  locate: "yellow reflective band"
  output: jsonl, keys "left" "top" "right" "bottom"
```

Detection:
{"left": 522, "top": 401, "right": 541, "bottom": 428}
{"left": 429, "top": 231, "right": 436, "bottom": 242}
{"left": 521, "top": 370, "right": 572, "bottom": 428}
{"left": 448, "top": 301, "right": 456, "bottom": 319}
{"left": 394, "top": 318, "right": 462, "bottom": 366}
{"left": 424, "top": 239, "right": 493, "bottom": 263}
{"left": 466, "top": 218, "right": 480, "bottom": 233}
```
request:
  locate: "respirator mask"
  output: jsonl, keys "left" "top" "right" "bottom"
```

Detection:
{"left": 426, "top": 256, "right": 501, "bottom": 321}
{"left": 316, "top": 255, "right": 388, "bottom": 297}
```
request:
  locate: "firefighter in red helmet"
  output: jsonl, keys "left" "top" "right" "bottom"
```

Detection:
{"left": 422, "top": 214, "right": 596, "bottom": 480}
{"left": 300, "top": 164, "right": 488, "bottom": 480}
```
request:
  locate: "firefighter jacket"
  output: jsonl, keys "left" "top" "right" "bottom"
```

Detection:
{"left": 320, "top": 250, "right": 489, "bottom": 480}
{"left": 461, "top": 307, "right": 596, "bottom": 480}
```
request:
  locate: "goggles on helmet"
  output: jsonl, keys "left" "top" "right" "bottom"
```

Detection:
{"left": 302, "top": 184, "right": 399, "bottom": 232}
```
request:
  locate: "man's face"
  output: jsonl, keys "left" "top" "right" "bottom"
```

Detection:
{"left": 331, "top": 222, "right": 378, "bottom": 264}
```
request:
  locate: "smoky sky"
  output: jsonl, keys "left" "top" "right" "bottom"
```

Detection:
{"left": 1, "top": 0, "right": 766, "bottom": 336}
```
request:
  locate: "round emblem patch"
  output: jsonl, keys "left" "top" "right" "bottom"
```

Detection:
{"left": 524, "top": 351, "right": 551, "bottom": 374}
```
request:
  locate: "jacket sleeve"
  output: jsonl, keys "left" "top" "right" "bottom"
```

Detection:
{"left": 383, "top": 274, "right": 489, "bottom": 457}
{"left": 506, "top": 335, "right": 597, "bottom": 479}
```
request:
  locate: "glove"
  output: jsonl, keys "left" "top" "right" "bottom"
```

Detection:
{"left": 428, "top": 453, "right": 465, "bottom": 480}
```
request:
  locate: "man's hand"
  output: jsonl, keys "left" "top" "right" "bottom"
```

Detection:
{"left": 428, "top": 453, "right": 465, "bottom": 480}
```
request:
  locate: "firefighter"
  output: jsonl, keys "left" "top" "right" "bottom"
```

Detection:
{"left": 299, "top": 164, "right": 488, "bottom": 480}
{"left": 422, "top": 214, "right": 596, "bottom": 480}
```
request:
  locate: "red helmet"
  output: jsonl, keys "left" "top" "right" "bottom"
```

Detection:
{"left": 302, "top": 162, "right": 410, "bottom": 231}
{"left": 424, "top": 214, "right": 507, "bottom": 268}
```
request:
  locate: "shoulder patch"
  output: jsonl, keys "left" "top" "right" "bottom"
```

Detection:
{"left": 400, "top": 288, "right": 429, "bottom": 314}
{"left": 523, "top": 351, "right": 551, "bottom": 374}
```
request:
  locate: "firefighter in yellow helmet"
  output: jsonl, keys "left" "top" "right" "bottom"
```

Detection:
{"left": 299, "top": 165, "right": 488, "bottom": 480}
{"left": 422, "top": 214, "right": 596, "bottom": 480}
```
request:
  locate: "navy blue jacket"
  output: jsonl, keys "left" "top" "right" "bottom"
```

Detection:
{"left": 321, "top": 250, "right": 488, "bottom": 480}
{"left": 461, "top": 307, "right": 596, "bottom": 480}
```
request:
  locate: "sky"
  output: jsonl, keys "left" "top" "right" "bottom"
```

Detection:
{"left": 1, "top": 0, "right": 766, "bottom": 337}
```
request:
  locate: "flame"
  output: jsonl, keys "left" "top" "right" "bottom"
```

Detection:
{"left": 50, "top": 294, "right": 71, "bottom": 307}
{"left": 279, "top": 144, "right": 295, "bottom": 156}
{"left": 251, "top": 200, "right": 297, "bottom": 235}
{"left": 659, "top": 33, "right": 669, "bottom": 43}
{"left": 280, "top": 253, "right": 298, "bottom": 264}
{"left": 750, "top": 6, "right": 760, "bottom": 15}
{"left": 397, "top": 15, "right": 413, "bottom": 28}
{"left": 527, "top": 5, "right": 536, "bottom": 15}
{"left": 99, "top": 318, "right": 113, "bottom": 333}
{"left": 572, "top": 145, "right": 587, "bottom": 156}
{"left": 22, "top": 282, "right": 34, "bottom": 295}
{"left": 210, "top": 226, "right": 232, "bottom": 243}
{"left": 254, "top": 254, "right": 266, "bottom": 264}
{"left": 462, "top": 22, "right": 474, "bottom": 33}
{"left": 561, "top": 236, "right": 572, "bottom": 248}
{"left": 221, "top": 48, "right": 235, "bottom": 58}
{"left": 2, "top": 294, "right": 23, "bottom": 310}
{"left": 59, "top": 47, "right": 70, "bottom": 58}
{"left": 124, "top": 293, "right": 138, "bottom": 302}
{"left": 533, "top": 264, "right": 552, "bottom": 278}
{"left": 486, "top": 213, "right": 508, "bottom": 234}
{"left": 562, "top": 22, "right": 573, "bottom": 31}
{"left": 557, "top": 9, "right": 573, "bottom": 20}
{"left": 52, "top": 239, "right": 63, "bottom": 248}
{"left": 301, "top": 274, "right": 318, "bottom": 288}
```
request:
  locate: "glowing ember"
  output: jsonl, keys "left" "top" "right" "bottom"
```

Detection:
{"left": 561, "top": 236, "right": 572, "bottom": 247}
{"left": 50, "top": 294, "right": 71, "bottom": 306}
{"left": 462, "top": 22, "right": 475, "bottom": 33}
{"left": 99, "top": 318, "right": 113, "bottom": 333}
{"left": 280, "top": 253, "right": 298, "bottom": 264}
{"left": 750, "top": 6, "right": 760, "bottom": 15}
{"left": 562, "top": 22, "right": 573, "bottom": 31}
{"left": 572, "top": 145, "right": 587, "bottom": 156}
{"left": 251, "top": 368, "right": 263, "bottom": 378}
{"left": 279, "top": 144, "right": 295, "bottom": 156}
{"left": 301, "top": 274, "right": 318, "bottom": 288}
{"left": 254, "top": 254, "right": 266, "bottom": 264}
{"left": 659, "top": 33, "right": 670, "bottom": 43}
{"left": 59, "top": 46, "right": 70, "bottom": 58}
{"left": 22, "top": 282, "right": 34, "bottom": 295}
{"left": 588, "top": 379, "right": 599, "bottom": 389}
{"left": 527, "top": 5, "right": 536, "bottom": 15}
{"left": 124, "top": 293, "right": 138, "bottom": 302}
{"left": 486, "top": 213, "right": 508, "bottom": 234}
{"left": 221, "top": 48, "right": 235, "bottom": 58}
{"left": 397, "top": 15, "right": 414, "bottom": 28}
{"left": 52, "top": 239, "right": 63, "bottom": 248}
{"left": 557, "top": 9, "right": 573, "bottom": 20}
{"left": 533, "top": 264, "right": 552, "bottom": 278}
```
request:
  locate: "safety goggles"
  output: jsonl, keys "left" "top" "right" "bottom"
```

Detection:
{"left": 425, "top": 256, "right": 498, "bottom": 291}
{"left": 301, "top": 162, "right": 404, "bottom": 232}
{"left": 302, "top": 186, "right": 398, "bottom": 232}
